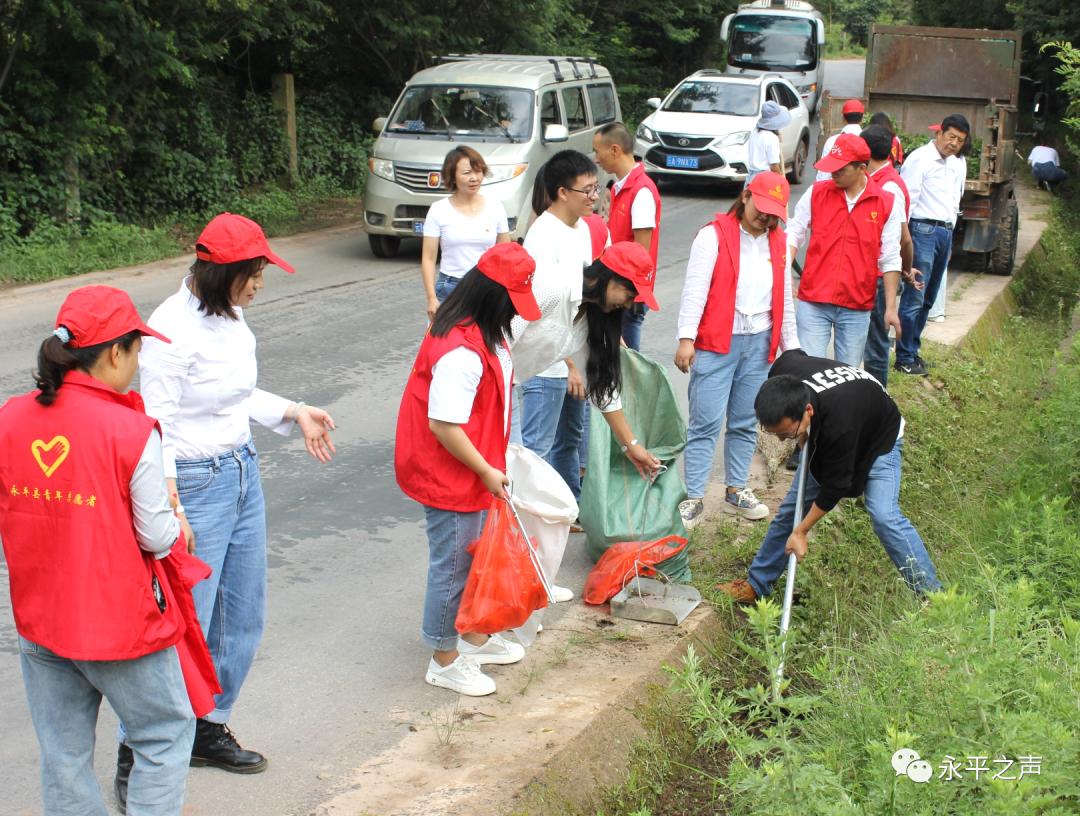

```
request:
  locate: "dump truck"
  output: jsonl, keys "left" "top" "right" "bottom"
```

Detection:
{"left": 820, "top": 25, "right": 1022, "bottom": 274}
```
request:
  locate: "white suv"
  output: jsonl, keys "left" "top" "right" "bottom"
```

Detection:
{"left": 633, "top": 71, "right": 810, "bottom": 185}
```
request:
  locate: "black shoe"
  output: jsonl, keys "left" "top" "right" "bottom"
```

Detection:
{"left": 191, "top": 719, "right": 268, "bottom": 774}
{"left": 785, "top": 449, "right": 800, "bottom": 470}
{"left": 915, "top": 355, "right": 931, "bottom": 370}
{"left": 894, "top": 359, "right": 928, "bottom": 376}
{"left": 115, "top": 743, "right": 133, "bottom": 814}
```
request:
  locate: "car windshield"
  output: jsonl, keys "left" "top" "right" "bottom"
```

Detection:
{"left": 662, "top": 81, "right": 758, "bottom": 116}
{"left": 386, "top": 85, "right": 533, "bottom": 141}
{"left": 729, "top": 15, "right": 817, "bottom": 72}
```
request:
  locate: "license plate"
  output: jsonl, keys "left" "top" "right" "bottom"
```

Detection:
{"left": 666, "top": 154, "right": 699, "bottom": 170}
{"left": 413, "top": 221, "right": 424, "bottom": 235}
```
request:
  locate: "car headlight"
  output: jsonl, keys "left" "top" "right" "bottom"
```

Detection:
{"left": 636, "top": 124, "right": 658, "bottom": 143}
{"left": 368, "top": 158, "right": 395, "bottom": 182}
{"left": 482, "top": 163, "right": 529, "bottom": 184}
{"left": 797, "top": 83, "right": 817, "bottom": 95}
{"left": 715, "top": 131, "right": 751, "bottom": 148}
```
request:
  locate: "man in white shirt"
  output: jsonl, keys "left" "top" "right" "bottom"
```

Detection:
{"left": 895, "top": 114, "right": 970, "bottom": 375}
{"left": 1028, "top": 142, "right": 1067, "bottom": 191}
{"left": 814, "top": 99, "right": 865, "bottom": 182}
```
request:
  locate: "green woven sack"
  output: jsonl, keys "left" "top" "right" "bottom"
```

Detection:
{"left": 578, "top": 348, "right": 691, "bottom": 582}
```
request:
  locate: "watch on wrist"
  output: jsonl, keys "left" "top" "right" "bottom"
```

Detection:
{"left": 173, "top": 504, "right": 186, "bottom": 516}
{"left": 620, "top": 438, "right": 639, "bottom": 454}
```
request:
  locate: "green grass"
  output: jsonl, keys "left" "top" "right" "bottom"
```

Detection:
{"left": 0, "top": 179, "right": 363, "bottom": 286}
{"left": 595, "top": 199, "right": 1080, "bottom": 814}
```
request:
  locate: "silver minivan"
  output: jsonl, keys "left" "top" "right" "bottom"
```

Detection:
{"left": 362, "top": 55, "right": 621, "bottom": 257}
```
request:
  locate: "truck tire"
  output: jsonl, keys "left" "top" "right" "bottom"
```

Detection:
{"left": 788, "top": 136, "right": 809, "bottom": 185}
{"left": 989, "top": 197, "right": 1019, "bottom": 275}
{"left": 369, "top": 234, "right": 402, "bottom": 259}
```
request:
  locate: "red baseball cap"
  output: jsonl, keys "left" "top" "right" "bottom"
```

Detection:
{"left": 599, "top": 242, "right": 660, "bottom": 311}
{"left": 747, "top": 171, "right": 790, "bottom": 219}
{"left": 814, "top": 133, "right": 872, "bottom": 173}
{"left": 55, "top": 285, "right": 171, "bottom": 348}
{"left": 195, "top": 213, "right": 295, "bottom": 273}
{"left": 476, "top": 243, "right": 542, "bottom": 321}
{"left": 842, "top": 99, "right": 865, "bottom": 115}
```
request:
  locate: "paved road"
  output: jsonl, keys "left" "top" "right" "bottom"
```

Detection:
{"left": 0, "top": 61, "right": 864, "bottom": 815}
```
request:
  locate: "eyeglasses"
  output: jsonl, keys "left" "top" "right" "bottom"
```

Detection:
{"left": 566, "top": 184, "right": 601, "bottom": 199}
{"left": 772, "top": 413, "right": 807, "bottom": 441}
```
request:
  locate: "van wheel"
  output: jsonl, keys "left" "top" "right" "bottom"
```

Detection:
{"left": 788, "top": 137, "right": 808, "bottom": 185}
{"left": 369, "top": 235, "right": 401, "bottom": 259}
{"left": 989, "top": 197, "right": 1019, "bottom": 275}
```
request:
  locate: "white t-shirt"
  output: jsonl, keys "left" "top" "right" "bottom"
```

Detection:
{"left": 1028, "top": 145, "right": 1060, "bottom": 167}
{"left": 612, "top": 165, "right": 658, "bottom": 229}
{"left": 428, "top": 342, "right": 513, "bottom": 433}
{"left": 422, "top": 196, "right": 509, "bottom": 279}
{"left": 746, "top": 129, "right": 781, "bottom": 181}
{"left": 513, "top": 211, "right": 593, "bottom": 380}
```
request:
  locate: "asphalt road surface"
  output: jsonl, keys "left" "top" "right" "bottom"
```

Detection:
{"left": 0, "top": 60, "right": 865, "bottom": 815}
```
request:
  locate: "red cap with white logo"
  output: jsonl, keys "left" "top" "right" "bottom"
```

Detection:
{"left": 813, "top": 133, "right": 872, "bottom": 173}
{"left": 476, "top": 243, "right": 542, "bottom": 321}
{"left": 598, "top": 242, "right": 660, "bottom": 311}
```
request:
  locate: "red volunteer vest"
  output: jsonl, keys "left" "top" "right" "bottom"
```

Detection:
{"left": 395, "top": 323, "right": 510, "bottom": 512}
{"left": 799, "top": 178, "right": 894, "bottom": 312}
{"left": 695, "top": 212, "right": 788, "bottom": 362}
{"left": 0, "top": 371, "right": 185, "bottom": 661}
{"left": 607, "top": 164, "right": 662, "bottom": 269}
{"left": 583, "top": 214, "right": 609, "bottom": 261}
{"left": 873, "top": 163, "right": 910, "bottom": 218}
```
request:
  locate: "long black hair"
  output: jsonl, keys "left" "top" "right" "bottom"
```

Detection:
{"left": 430, "top": 267, "right": 517, "bottom": 353}
{"left": 580, "top": 259, "right": 638, "bottom": 405}
{"left": 33, "top": 331, "right": 141, "bottom": 406}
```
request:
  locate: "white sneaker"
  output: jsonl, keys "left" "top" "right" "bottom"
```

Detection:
{"left": 551, "top": 585, "right": 574, "bottom": 603}
{"left": 425, "top": 655, "right": 496, "bottom": 696}
{"left": 678, "top": 498, "right": 705, "bottom": 529}
{"left": 457, "top": 633, "right": 525, "bottom": 665}
{"left": 722, "top": 487, "right": 769, "bottom": 521}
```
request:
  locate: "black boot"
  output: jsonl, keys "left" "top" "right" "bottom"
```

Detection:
{"left": 114, "top": 743, "right": 133, "bottom": 814}
{"left": 190, "top": 719, "right": 268, "bottom": 774}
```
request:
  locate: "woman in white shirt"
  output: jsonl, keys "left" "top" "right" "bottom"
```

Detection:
{"left": 674, "top": 172, "right": 798, "bottom": 529}
{"left": 421, "top": 146, "right": 511, "bottom": 321}
{"left": 745, "top": 101, "right": 789, "bottom": 185}
{"left": 137, "top": 213, "right": 336, "bottom": 774}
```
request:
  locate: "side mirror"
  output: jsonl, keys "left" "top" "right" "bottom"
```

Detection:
{"left": 373, "top": 116, "right": 387, "bottom": 133}
{"left": 544, "top": 123, "right": 569, "bottom": 143}
{"left": 647, "top": 97, "right": 662, "bottom": 110}
{"left": 816, "top": 20, "right": 826, "bottom": 45}
{"left": 720, "top": 14, "right": 733, "bottom": 42}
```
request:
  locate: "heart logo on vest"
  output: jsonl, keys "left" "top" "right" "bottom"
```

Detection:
{"left": 31, "top": 435, "right": 71, "bottom": 478}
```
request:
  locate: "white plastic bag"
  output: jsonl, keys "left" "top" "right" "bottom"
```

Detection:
{"left": 505, "top": 443, "right": 578, "bottom": 646}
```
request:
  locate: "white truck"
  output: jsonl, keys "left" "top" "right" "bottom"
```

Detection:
{"left": 720, "top": 0, "right": 827, "bottom": 115}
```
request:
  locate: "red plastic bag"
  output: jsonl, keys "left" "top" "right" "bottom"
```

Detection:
{"left": 455, "top": 498, "right": 549, "bottom": 634}
{"left": 583, "top": 535, "right": 689, "bottom": 605}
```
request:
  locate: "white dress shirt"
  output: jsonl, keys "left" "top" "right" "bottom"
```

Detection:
{"left": 612, "top": 164, "right": 658, "bottom": 229}
{"left": 678, "top": 222, "right": 799, "bottom": 352}
{"left": 130, "top": 430, "right": 182, "bottom": 559}
{"left": 787, "top": 180, "right": 903, "bottom": 274}
{"left": 139, "top": 279, "right": 295, "bottom": 478}
{"left": 814, "top": 123, "right": 863, "bottom": 182}
{"left": 901, "top": 141, "right": 966, "bottom": 225}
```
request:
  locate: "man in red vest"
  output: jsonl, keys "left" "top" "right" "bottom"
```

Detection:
{"left": 593, "top": 122, "right": 662, "bottom": 350}
{"left": 786, "top": 133, "right": 903, "bottom": 367}
{"left": 861, "top": 123, "right": 918, "bottom": 386}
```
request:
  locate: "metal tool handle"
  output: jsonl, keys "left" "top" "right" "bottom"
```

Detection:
{"left": 503, "top": 488, "right": 558, "bottom": 606}
{"left": 775, "top": 442, "right": 809, "bottom": 695}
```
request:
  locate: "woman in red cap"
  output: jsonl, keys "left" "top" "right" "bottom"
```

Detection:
{"left": 396, "top": 242, "right": 542, "bottom": 696}
{"left": 0, "top": 286, "right": 197, "bottom": 815}
{"left": 129, "top": 213, "right": 336, "bottom": 778}
{"left": 674, "top": 172, "right": 799, "bottom": 529}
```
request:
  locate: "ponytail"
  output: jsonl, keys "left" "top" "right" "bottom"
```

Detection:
{"left": 33, "top": 330, "right": 141, "bottom": 406}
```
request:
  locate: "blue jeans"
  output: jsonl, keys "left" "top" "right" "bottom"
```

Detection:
{"left": 796, "top": 300, "right": 872, "bottom": 366}
{"left": 422, "top": 506, "right": 485, "bottom": 650}
{"left": 435, "top": 272, "right": 460, "bottom": 302}
{"left": 20, "top": 637, "right": 193, "bottom": 816}
{"left": 1032, "top": 161, "right": 1067, "bottom": 186}
{"left": 683, "top": 334, "right": 771, "bottom": 498}
{"left": 179, "top": 444, "right": 267, "bottom": 724}
{"left": 550, "top": 393, "right": 587, "bottom": 499}
{"left": 863, "top": 277, "right": 891, "bottom": 386}
{"left": 621, "top": 306, "right": 648, "bottom": 351}
{"left": 747, "top": 438, "right": 942, "bottom": 597}
{"left": 896, "top": 220, "right": 952, "bottom": 365}
{"left": 519, "top": 375, "right": 566, "bottom": 459}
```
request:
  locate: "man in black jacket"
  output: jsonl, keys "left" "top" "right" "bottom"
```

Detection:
{"left": 718, "top": 350, "right": 942, "bottom": 602}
